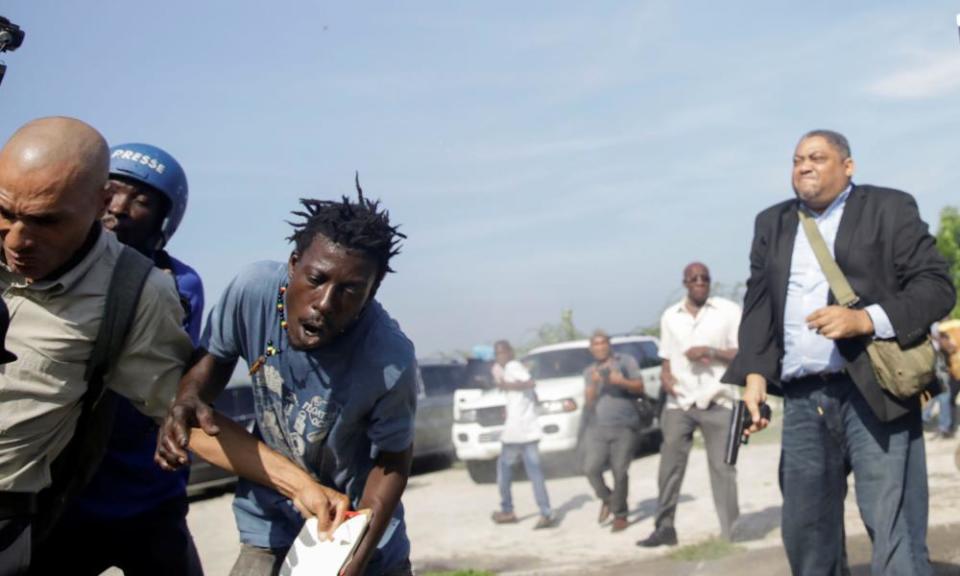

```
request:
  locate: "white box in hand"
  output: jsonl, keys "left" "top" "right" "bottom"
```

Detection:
{"left": 280, "top": 510, "right": 371, "bottom": 576}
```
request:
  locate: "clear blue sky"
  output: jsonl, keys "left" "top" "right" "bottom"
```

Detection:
{"left": 2, "top": 2, "right": 959, "bottom": 355}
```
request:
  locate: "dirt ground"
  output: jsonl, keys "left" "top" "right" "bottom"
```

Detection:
{"left": 598, "top": 522, "right": 960, "bottom": 576}
{"left": 179, "top": 426, "right": 960, "bottom": 576}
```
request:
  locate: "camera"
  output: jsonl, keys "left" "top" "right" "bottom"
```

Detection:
{"left": 0, "top": 17, "right": 24, "bottom": 52}
{"left": 0, "top": 16, "right": 25, "bottom": 88}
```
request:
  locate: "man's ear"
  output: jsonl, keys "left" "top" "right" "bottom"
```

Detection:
{"left": 97, "top": 180, "right": 113, "bottom": 218}
{"left": 844, "top": 157, "right": 856, "bottom": 178}
{"left": 366, "top": 275, "right": 384, "bottom": 303}
{"left": 151, "top": 191, "right": 172, "bottom": 248}
{"left": 288, "top": 250, "right": 300, "bottom": 280}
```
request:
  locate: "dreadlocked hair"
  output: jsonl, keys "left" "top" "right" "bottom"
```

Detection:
{"left": 287, "top": 174, "right": 405, "bottom": 281}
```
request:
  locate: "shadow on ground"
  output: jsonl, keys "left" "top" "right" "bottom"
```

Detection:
{"left": 554, "top": 493, "right": 593, "bottom": 517}
{"left": 732, "top": 505, "right": 781, "bottom": 542}
{"left": 626, "top": 495, "right": 693, "bottom": 527}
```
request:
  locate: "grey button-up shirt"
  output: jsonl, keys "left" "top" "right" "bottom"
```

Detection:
{"left": 0, "top": 229, "right": 192, "bottom": 492}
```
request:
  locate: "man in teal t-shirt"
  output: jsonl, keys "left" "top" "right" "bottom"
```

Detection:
{"left": 157, "top": 183, "right": 417, "bottom": 576}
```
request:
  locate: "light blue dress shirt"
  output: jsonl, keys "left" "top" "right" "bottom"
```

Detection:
{"left": 781, "top": 186, "right": 895, "bottom": 381}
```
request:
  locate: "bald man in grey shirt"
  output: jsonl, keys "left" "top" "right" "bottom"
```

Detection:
{"left": 0, "top": 117, "right": 193, "bottom": 574}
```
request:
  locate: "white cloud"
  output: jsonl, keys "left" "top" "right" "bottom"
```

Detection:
{"left": 867, "top": 50, "right": 960, "bottom": 100}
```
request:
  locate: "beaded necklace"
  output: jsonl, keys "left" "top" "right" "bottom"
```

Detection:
{"left": 249, "top": 285, "right": 288, "bottom": 376}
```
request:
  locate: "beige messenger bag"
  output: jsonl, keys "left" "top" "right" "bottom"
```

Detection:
{"left": 798, "top": 209, "right": 935, "bottom": 399}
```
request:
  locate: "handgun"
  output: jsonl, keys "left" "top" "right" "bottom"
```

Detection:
{"left": 724, "top": 400, "right": 772, "bottom": 466}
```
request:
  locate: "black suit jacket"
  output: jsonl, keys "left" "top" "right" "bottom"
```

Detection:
{"left": 724, "top": 184, "right": 956, "bottom": 422}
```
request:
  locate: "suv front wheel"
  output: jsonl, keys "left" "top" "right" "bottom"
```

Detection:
{"left": 465, "top": 459, "right": 497, "bottom": 484}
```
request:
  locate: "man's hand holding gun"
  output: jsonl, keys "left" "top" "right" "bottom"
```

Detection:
{"left": 724, "top": 377, "right": 773, "bottom": 466}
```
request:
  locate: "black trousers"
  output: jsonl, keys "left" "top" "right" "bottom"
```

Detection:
{"left": 0, "top": 517, "right": 31, "bottom": 576}
{"left": 30, "top": 495, "right": 203, "bottom": 576}
{"left": 582, "top": 425, "right": 637, "bottom": 518}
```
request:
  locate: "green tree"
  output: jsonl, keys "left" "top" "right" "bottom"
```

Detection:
{"left": 711, "top": 280, "right": 747, "bottom": 304}
{"left": 936, "top": 206, "right": 960, "bottom": 319}
{"left": 519, "top": 308, "right": 586, "bottom": 353}
{"left": 636, "top": 324, "right": 661, "bottom": 338}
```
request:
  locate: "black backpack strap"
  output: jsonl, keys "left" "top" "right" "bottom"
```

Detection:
{"left": 81, "top": 246, "right": 155, "bottom": 411}
{"left": 33, "top": 246, "right": 155, "bottom": 542}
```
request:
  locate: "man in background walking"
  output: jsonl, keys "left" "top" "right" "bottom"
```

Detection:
{"left": 638, "top": 262, "right": 741, "bottom": 548}
{"left": 490, "top": 340, "right": 556, "bottom": 530}
{"left": 582, "top": 330, "right": 645, "bottom": 533}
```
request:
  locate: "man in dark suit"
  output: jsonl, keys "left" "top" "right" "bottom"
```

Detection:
{"left": 725, "top": 130, "right": 954, "bottom": 576}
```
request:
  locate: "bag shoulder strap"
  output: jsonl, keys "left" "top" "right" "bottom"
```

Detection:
{"left": 33, "top": 246, "right": 155, "bottom": 542}
{"left": 82, "top": 246, "right": 155, "bottom": 409}
{"left": 797, "top": 209, "right": 860, "bottom": 308}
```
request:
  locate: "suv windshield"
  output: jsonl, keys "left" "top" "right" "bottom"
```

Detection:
{"left": 526, "top": 340, "right": 661, "bottom": 380}
{"left": 527, "top": 348, "right": 594, "bottom": 379}
{"left": 463, "top": 358, "right": 495, "bottom": 389}
{"left": 420, "top": 364, "right": 467, "bottom": 397}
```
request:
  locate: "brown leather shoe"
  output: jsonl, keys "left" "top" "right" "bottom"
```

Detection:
{"left": 597, "top": 502, "right": 611, "bottom": 524}
{"left": 611, "top": 517, "right": 629, "bottom": 533}
{"left": 491, "top": 511, "right": 518, "bottom": 524}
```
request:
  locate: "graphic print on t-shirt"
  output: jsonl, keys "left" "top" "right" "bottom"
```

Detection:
{"left": 253, "top": 363, "right": 340, "bottom": 470}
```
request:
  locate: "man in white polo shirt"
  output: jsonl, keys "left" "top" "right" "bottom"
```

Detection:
{"left": 637, "top": 262, "right": 741, "bottom": 548}
{"left": 489, "top": 340, "right": 556, "bottom": 530}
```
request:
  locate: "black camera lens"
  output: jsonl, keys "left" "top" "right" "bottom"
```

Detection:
{"left": 0, "top": 17, "right": 25, "bottom": 53}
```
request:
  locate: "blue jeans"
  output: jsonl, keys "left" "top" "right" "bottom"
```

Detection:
{"left": 922, "top": 385, "right": 955, "bottom": 433}
{"left": 498, "top": 441, "right": 552, "bottom": 517}
{"left": 780, "top": 376, "right": 930, "bottom": 576}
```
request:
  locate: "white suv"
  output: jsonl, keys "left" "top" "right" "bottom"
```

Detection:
{"left": 452, "top": 335, "right": 662, "bottom": 483}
